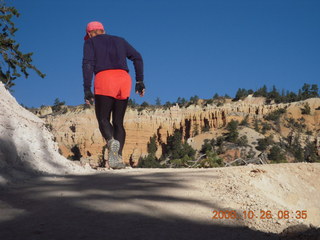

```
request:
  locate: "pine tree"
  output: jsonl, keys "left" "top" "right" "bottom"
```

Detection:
{"left": 190, "top": 95, "right": 199, "bottom": 104}
{"left": 213, "top": 93, "right": 219, "bottom": 99}
{"left": 234, "top": 88, "right": 248, "bottom": 100}
{"left": 0, "top": 2, "right": 45, "bottom": 89}
{"left": 254, "top": 85, "right": 267, "bottom": 97}
{"left": 301, "top": 83, "right": 311, "bottom": 100}
{"left": 310, "top": 84, "right": 319, "bottom": 98}
{"left": 147, "top": 134, "right": 158, "bottom": 156}
{"left": 268, "top": 145, "right": 286, "bottom": 163}
{"left": 155, "top": 97, "right": 161, "bottom": 106}
{"left": 225, "top": 120, "right": 239, "bottom": 143}
{"left": 267, "top": 85, "right": 281, "bottom": 103}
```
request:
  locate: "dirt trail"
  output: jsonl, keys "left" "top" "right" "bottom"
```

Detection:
{"left": 1, "top": 163, "right": 319, "bottom": 240}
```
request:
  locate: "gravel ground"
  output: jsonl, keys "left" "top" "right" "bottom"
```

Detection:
{"left": 1, "top": 163, "right": 319, "bottom": 240}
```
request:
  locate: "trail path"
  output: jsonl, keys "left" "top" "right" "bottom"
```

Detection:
{"left": 1, "top": 163, "right": 319, "bottom": 240}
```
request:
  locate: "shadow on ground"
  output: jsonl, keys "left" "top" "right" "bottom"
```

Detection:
{"left": 0, "top": 171, "right": 318, "bottom": 240}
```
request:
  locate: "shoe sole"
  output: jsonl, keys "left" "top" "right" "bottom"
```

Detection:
{"left": 108, "top": 139, "right": 121, "bottom": 167}
{"left": 110, "top": 162, "right": 126, "bottom": 169}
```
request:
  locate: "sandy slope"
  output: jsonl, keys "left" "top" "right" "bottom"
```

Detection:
{"left": 0, "top": 83, "right": 93, "bottom": 185}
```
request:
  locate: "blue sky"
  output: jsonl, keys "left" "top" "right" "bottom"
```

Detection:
{"left": 8, "top": 0, "right": 320, "bottom": 107}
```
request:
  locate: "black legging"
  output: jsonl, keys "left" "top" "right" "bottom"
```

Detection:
{"left": 95, "top": 95, "right": 128, "bottom": 155}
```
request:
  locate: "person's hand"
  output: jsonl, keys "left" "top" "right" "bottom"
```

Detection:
{"left": 135, "top": 81, "right": 145, "bottom": 97}
{"left": 84, "top": 89, "right": 94, "bottom": 105}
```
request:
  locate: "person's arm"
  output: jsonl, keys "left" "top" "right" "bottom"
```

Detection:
{"left": 125, "top": 40, "right": 144, "bottom": 82}
{"left": 82, "top": 40, "right": 95, "bottom": 103}
{"left": 125, "top": 39, "right": 145, "bottom": 96}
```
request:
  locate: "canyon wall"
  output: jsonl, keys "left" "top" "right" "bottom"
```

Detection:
{"left": 42, "top": 97, "right": 320, "bottom": 165}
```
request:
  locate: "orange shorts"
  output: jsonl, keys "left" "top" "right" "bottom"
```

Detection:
{"left": 94, "top": 69, "right": 132, "bottom": 100}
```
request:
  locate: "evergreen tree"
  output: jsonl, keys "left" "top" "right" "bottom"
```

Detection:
{"left": 293, "top": 145, "right": 304, "bottom": 162}
{"left": 147, "top": 134, "right": 158, "bottom": 156}
{"left": 163, "top": 101, "right": 172, "bottom": 109}
{"left": 52, "top": 98, "right": 65, "bottom": 112}
{"left": 267, "top": 85, "right": 281, "bottom": 103}
{"left": 200, "top": 139, "right": 213, "bottom": 154}
{"left": 128, "top": 98, "right": 137, "bottom": 108}
{"left": 254, "top": 118, "right": 260, "bottom": 132}
{"left": 138, "top": 134, "right": 161, "bottom": 168}
{"left": 256, "top": 136, "right": 274, "bottom": 151}
{"left": 268, "top": 145, "right": 286, "bottom": 163}
{"left": 297, "top": 89, "right": 303, "bottom": 100}
{"left": 301, "top": 83, "right": 311, "bottom": 100}
{"left": 254, "top": 85, "right": 267, "bottom": 97}
{"left": 190, "top": 95, "right": 199, "bottom": 104}
{"left": 155, "top": 97, "right": 161, "bottom": 106}
{"left": 234, "top": 88, "right": 248, "bottom": 100}
{"left": 140, "top": 101, "right": 149, "bottom": 108}
{"left": 0, "top": 2, "right": 45, "bottom": 89}
{"left": 176, "top": 97, "right": 187, "bottom": 107}
{"left": 164, "top": 129, "right": 196, "bottom": 161}
{"left": 310, "top": 84, "right": 319, "bottom": 98}
{"left": 285, "top": 91, "right": 298, "bottom": 103}
{"left": 225, "top": 120, "right": 239, "bottom": 143}
{"left": 304, "top": 140, "right": 320, "bottom": 162}
{"left": 213, "top": 93, "right": 219, "bottom": 99}
{"left": 248, "top": 89, "right": 254, "bottom": 95}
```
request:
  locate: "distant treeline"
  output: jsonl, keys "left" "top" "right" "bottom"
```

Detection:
{"left": 234, "top": 83, "right": 319, "bottom": 103}
{"left": 129, "top": 83, "right": 319, "bottom": 109}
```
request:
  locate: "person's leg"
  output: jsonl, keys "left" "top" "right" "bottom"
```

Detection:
{"left": 94, "top": 95, "right": 115, "bottom": 141}
{"left": 112, "top": 98, "right": 128, "bottom": 155}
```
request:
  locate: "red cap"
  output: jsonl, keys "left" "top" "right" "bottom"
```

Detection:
{"left": 84, "top": 21, "right": 104, "bottom": 40}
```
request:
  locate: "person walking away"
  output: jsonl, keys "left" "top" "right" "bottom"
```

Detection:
{"left": 82, "top": 21, "right": 145, "bottom": 169}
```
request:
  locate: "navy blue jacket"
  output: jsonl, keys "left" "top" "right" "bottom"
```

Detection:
{"left": 82, "top": 34, "right": 143, "bottom": 90}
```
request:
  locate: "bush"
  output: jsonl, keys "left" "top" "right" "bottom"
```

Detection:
{"left": 170, "top": 155, "right": 193, "bottom": 168}
{"left": 261, "top": 122, "right": 272, "bottom": 134}
{"left": 293, "top": 145, "right": 304, "bottom": 162}
{"left": 240, "top": 116, "right": 249, "bottom": 126}
{"left": 45, "top": 123, "right": 53, "bottom": 132}
{"left": 256, "top": 136, "right": 274, "bottom": 151}
{"left": 216, "top": 136, "right": 225, "bottom": 146}
{"left": 200, "top": 139, "right": 213, "bottom": 154}
{"left": 163, "top": 129, "right": 196, "bottom": 161}
{"left": 254, "top": 118, "right": 260, "bottom": 132}
{"left": 199, "top": 151, "right": 223, "bottom": 168}
{"left": 163, "top": 101, "right": 173, "bottom": 110}
{"left": 52, "top": 98, "right": 66, "bottom": 112}
{"left": 264, "top": 108, "right": 286, "bottom": 122}
{"left": 236, "top": 135, "right": 248, "bottom": 146}
{"left": 68, "top": 145, "right": 82, "bottom": 160}
{"left": 137, "top": 155, "right": 162, "bottom": 168}
{"left": 268, "top": 145, "right": 286, "bottom": 163}
{"left": 286, "top": 117, "right": 306, "bottom": 132}
{"left": 233, "top": 88, "right": 249, "bottom": 101}
{"left": 304, "top": 141, "right": 320, "bottom": 163}
{"left": 301, "top": 103, "right": 311, "bottom": 115}
{"left": 201, "top": 125, "right": 210, "bottom": 133}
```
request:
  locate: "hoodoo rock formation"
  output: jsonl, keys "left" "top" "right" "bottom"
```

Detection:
{"left": 41, "top": 97, "right": 320, "bottom": 165}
